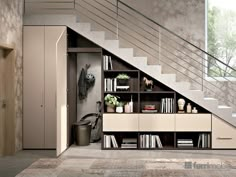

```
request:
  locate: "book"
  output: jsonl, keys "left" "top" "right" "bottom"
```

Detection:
{"left": 111, "top": 135, "right": 118, "bottom": 148}
{"left": 142, "top": 110, "right": 158, "bottom": 113}
{"left": 109, "top": 56, "right": 113, "bottom": 70}
{"left": 177, "top": 139, "right": 193, "bottom": 144}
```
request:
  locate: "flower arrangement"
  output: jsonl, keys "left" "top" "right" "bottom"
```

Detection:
{"left": 104, "top": 94, "right": 119, "bottom": 107}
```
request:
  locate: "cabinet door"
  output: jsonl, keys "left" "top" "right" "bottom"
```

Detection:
{"left": 212, "top": 115, "right": 236, "bottom": 149}
{"left": 45, "top": 26, "right": 67, "bottom": 149}
{"left": 139, "top": 114, "right": 175, "bottom": 131}
{"left": 103, "top": 114, "right": 139, "bottom": 131}
{"left": 175, "top": 114, "right": 211, "bottom": 131}
{"left": 55, "top": 27, "right": 67, "bottom": 156}
{"left": 23, "top": 26, "right": 45, "bottom": 148}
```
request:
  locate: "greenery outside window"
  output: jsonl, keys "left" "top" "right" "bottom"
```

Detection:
{"left": 207, "top": 0, "right": 236, "bottom": 77}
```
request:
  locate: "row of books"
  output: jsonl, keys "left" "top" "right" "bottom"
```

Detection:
{"left": 198, "top": 133, "right": 210, "bottom": 148}
{"left": 139, "top": 134, "right": 163, "bottom": 148}
{"left": 160, "top": 98, "right": 174, "bottom": 113}
{"left": 121, "top": 138, "right": 137, "bottom": 148}
{"left": 104, "top": 78, "right": 130, "bottom": 92}
{"left": 103, "top": 55, "right": 113, "bottom": 70}
{"left": 103, "top": 135, "right": 118, "bottom": 148}
{"left": 177, "top": 139, "right": 193, "bottom": 148}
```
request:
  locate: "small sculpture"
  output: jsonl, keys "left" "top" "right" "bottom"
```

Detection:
{"left": 143, "top": 77, "right": 153, "bottom": 91}
{"left": 177, "top": 98, "right": 185, "bottom": 113}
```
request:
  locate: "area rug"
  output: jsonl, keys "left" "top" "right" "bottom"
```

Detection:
{"left": 16, "top": 158, "right": 236, "bottom": 177}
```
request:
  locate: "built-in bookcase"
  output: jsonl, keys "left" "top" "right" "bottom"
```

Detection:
{"left": 101, "top": 49, "right": 212, "bottom": 150}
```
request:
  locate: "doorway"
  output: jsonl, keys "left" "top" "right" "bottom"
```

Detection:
{"left": 0, "top": 44, "right": 15, "bottom": 156}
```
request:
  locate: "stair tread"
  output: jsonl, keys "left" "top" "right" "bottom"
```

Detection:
{"left": 204, "top": 97, "right": 217, "bottom": 100}
{"left": 218, "top": 105, "right": 231, "bottom": 109}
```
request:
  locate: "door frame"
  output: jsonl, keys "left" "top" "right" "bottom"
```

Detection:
{"left": 0, "top": 43, "right": 16, "bottom": 156}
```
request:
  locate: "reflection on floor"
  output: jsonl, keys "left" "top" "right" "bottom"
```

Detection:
{"left": 15, "top": 143, "right": 236, "bottom": 177}
{"left": 0, "top": 150, "right": 55, "bottom": 177}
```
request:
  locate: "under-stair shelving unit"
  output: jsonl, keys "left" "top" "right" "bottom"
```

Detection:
{"left": 102, "top": 49, "right": 212, "bottom": 150}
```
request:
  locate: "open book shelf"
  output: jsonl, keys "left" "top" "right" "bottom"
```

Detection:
{"left": 101, "top": 49, "right": 212, "bottom": 150}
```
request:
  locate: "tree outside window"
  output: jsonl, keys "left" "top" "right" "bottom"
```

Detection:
{"left": 208, "top": 0, "right": 236, "bottom": 77}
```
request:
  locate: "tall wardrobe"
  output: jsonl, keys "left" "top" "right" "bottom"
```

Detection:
{"left": 23, "top": 26, "right": 68, "bottom": 156}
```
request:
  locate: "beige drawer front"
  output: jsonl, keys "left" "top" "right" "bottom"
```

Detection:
{"left": 139, "top": 114, "right": 175, "bottom": 131}
{"left": 103, "top": 114, "right": 139, "bottom": 131}
{"left": 212, "top": 115, "right": 236, "bottom": 149}
{"left": 176, "top": 114, "right": 211, "bottom": 131}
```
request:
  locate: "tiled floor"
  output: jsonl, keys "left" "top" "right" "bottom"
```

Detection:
{"left": 14, "top": 143, "right": 236, "bottom": 177}
{"left": 0, "top": 150, "right": 55, "bottom": 177}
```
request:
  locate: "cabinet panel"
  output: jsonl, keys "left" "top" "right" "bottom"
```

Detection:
{"left": 45, "top": 26, "right": 66, "bottom": 148}
{"left": 175, "top": 114, "right": 211, "bottom": 131}
{"left": 103, "top": 114, "right": 139, "bottom": 131}
{"left": 139, "top": 114, "right": 175, "bottom": 131}
{"left": 212, "top": 115, "right": 236, "bottom": 149}
{"left": 23, "top": 26, "right": 45, "bottom": 148}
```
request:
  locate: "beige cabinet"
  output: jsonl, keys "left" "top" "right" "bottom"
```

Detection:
{"left": 175, "top": 114, "right": 211, "bottom": 132}
{"left": 139, "top": 114, "right": 175, "bottom": 131}
{"left": 103, "top": 114, "right": 139, "bottom": 131}
{"left": 23, "top": 26, "right": 67, "bottom": 150}
{"left": 212, "top": 115, "right": 236, "bottom": 149}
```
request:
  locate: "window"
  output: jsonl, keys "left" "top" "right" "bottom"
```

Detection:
{"left": 207, "top": 0, "right": 236, "bottom": 77}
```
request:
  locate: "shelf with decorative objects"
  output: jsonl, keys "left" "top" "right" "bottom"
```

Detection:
{"left": 101, "top": 49, "right": 213, "bottom": 150}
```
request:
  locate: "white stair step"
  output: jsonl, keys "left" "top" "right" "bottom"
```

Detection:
{"left": 139, "top": 65, "right": 162, "bottom": 76}
{"left": 232, "top": 113, "right": 236, "bottom": 118}
{"left": 133, "top": 57, "right": 148, "bottom": 66}
{"left": 103, "top": 40, "right": 119, "bottom": 49}
{"left": 77, "top": 23, "right": 91, "bottom": 32}
{"left": 217, "top": 105, "right": 232, "bottom": 118}
{"left": 127, "top": 57, "right": 147, "bottom": 67}
{"left": 174, "top": 81, "right": 191, "bottom": 90}
{"left": 117, "top": 48, "right": 134, "bottom": 58}
{"left": 89, "top": 31, "right": 105, "bottom": 42}
{"left": 218, "top": 105, "right": 231, "bottom": 109}
{"left": 188, "top": 90, "right": 204, "bottom": 99}
{"left": 203, "top": 97, "right": 218, "bottom": 110}
{"left": 160, "top": 73, "right": 176, "bottom": 83}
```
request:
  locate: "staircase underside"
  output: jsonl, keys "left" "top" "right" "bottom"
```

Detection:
{"left": 24, "top": 14, "right": 236, "bottom": 127}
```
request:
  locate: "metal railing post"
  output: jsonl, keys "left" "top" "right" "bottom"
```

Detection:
{"left": 116, "top": 0, "right": 119, "bottom": 39}
{"left": 158, "top": 27, "right": 161, "bottom": 65}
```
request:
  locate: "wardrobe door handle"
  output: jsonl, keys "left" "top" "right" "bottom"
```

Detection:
{"left": 41, "top": 90, "right": 44, "bottom": 107}
{"left": 217, "top": 137, "right": 233, "bottom": 140}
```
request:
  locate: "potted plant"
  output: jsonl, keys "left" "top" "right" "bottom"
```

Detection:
{"left": 143, "top": 77, "right": 153, "bottom": 91}
{"left": 116, "top": 73, "right": 130, "bottom": 86}
{"left": 104, "top": 94, "right": 119, "bottom": 112}
{"left": 116, "top": 101, "right": 124, "bottom": 113}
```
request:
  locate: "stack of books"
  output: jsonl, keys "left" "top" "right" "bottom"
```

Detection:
{"left": 177, "top": 139, "right": 193, "bottom": 148}
{"left": 104, "top": 79, "right": 130, "bottom": 92}
{"left": 198, "top": 133, "right": 210, "bottom": 148}
{"left": 142, "top": 105, "right": 158, "bottom": 113}
{"left": 103, "top": 55, "right": 113, "bottom": 70}
{"left": 139, "top": 134, "right": 163, "bottom": 148}
{"left": 160, "top": 98, "right": 174, "bottom": 113}
{"left": 121, "top": 138, "right": 137, "bottom": 148}
{"left": 103, "top": 135, "right": 118, "bottom": 148}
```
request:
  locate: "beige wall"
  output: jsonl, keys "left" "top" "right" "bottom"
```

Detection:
{"left": 0, "top": 0, "right": 24, "bottom": 151}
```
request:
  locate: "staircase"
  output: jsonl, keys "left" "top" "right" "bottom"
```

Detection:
{"left": 24, "top": 0, "right": 236, "bottom": 126}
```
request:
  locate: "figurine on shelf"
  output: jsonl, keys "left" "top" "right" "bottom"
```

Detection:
{"left": 177, "top": 98, "right": 185, "bottom": 113}
{"left": 143, "top": 77, "right": 153, "bottom": 91}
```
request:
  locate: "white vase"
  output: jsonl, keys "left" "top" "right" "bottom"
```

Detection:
{"left": 116, "top": 106, "right": 123, "bottom": 113}
{"left": 187, "top": 103, "right": 192, "bottom": 113}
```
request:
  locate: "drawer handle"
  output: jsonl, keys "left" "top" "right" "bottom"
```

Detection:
{"left": 217, "top": 137, "right": 233, "bottom": 140}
